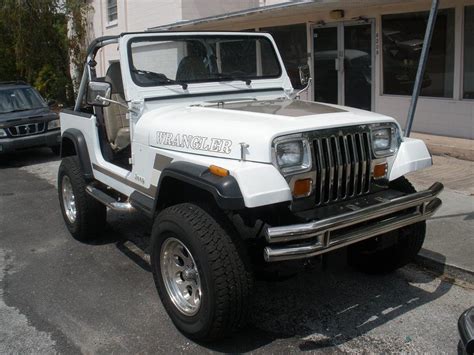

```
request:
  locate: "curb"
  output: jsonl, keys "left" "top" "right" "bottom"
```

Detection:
{"left": 428, "top": 146, "right": 473, "bottom": 162}
{"left": 415, "top": 254, "right": 474, "bottom": 284}
{"left": 411, "top": 133, "right": 474, "bottom": 162}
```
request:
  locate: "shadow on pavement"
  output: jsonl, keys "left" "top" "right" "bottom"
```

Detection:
{"left": 0, "top": 147, "right": 59, "bottom": 168}
{"left": 97, "top": 212, "right": 452, "bottom": 353}
{"left": 430, "top": 211, "right": 474, "bottom": 221}
{"left": 209, "top": 253, "right": 451, "bottom": 353}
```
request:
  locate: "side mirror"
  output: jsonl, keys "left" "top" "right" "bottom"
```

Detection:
{"left": 298, "top": 64, "right": 311, "bottom": 86}
{"left": 86, "top": 81, "right": 112, "bottom": 106}
{"left": 47, "top": 99, "right": 57, "bottom": 107}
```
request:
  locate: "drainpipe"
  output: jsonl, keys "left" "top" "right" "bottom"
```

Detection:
{"left": 404, "top": 0, "right": 439, "bottom": 137}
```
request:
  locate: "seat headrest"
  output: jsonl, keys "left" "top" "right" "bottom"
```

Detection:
{"left": 105, "top": 62, "right": 124, "bottom": 96}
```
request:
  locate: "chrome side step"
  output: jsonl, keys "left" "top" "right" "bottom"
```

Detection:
{"left": 85, "top": 185, "right": 133, "bottom": 212}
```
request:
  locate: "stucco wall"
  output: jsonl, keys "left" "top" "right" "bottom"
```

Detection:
{"left": 181, "top": 0, "right": 260, "bottom": 20}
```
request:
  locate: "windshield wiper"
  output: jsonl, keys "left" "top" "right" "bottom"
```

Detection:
{"left": 212, "top": 73, "right": 252, "bottom": 86}
{"left": 133, "top": 69, "right": 188, "bottom": 90}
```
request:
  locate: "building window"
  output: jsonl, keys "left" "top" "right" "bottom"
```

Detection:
{"left": 261, "top": 24, "right": 307, "bottom": 89}
{"left": 464, "top": 6, "right": 474, "bottom": 99}
{"left": 382, "top": 9, "right": 455, "bottom": 98}
{"left": 107, "top": 0, "right": 118, "bottom": 23}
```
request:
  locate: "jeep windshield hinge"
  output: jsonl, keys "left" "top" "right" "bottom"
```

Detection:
{"left": 96, "top": 95, "right": 140, "bottom": 115}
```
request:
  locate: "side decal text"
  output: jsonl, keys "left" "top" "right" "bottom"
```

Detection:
{"left": 156, "top": 131, "right": 232, "bottom": 154}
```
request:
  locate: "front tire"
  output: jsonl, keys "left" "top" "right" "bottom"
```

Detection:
{"left": 349, "top": 177, "right": 426, "bottom": 274}
{"left": 150, "top": 203, "right": 253, "bottom": 341}
{"left": 58, "top": 156, "right": 106, "bottom": 241}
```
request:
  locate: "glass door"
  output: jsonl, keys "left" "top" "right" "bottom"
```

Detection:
{"left": 312, "top": 21, "right": 374, "bottom": 111}
{"left": 313, "top": 26, "right": 339, "bottom": 105}
{"left": 344, "top": 23, "right": 372, "bottom": 110}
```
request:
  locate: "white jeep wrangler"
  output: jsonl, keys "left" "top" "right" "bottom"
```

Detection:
{"left": 58, "top": 32, "right": 442, "bottom": 341}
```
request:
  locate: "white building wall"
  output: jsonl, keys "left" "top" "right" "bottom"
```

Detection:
{"left": 88, "top": 0, "right": 184, "bottom": 75}
{"left": 181, "top": 0, "right": 260, "bottom": 20}
{"left": 87, "top": 0, "right": 264, "bottom": 76}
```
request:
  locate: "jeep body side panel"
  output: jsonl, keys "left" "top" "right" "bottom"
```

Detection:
{"left": 60, "top": 110, "right": 136, "bottom": 197}
{"left": 131, "top": 146, "right": 292, "bottom": 209}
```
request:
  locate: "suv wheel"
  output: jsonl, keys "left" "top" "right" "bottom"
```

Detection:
{"left": 58, "top": 156, "right": 106, "bottom": 241}
{"left": 349, "top": 176, "right": 426, "bottom": 274}
{"left": 151, "top": 203, "right": 253, "bottom": 341}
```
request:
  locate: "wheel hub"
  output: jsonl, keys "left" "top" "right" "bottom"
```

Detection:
{"left": 182, "top": 268, "right": 197, "bottom": 281}
{"left": 160, "top": 238, "right": 202, "bottom": 316}
{"left": 61, "top": 175, "right": 77, "bottom": 223}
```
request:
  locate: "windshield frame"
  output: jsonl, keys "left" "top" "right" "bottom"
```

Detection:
{"left": 126, "top": 34, "right": 283, "bottom": 88}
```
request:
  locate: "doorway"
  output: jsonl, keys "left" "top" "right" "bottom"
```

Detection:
{"left": 312, "top": 20, "right": 374, "bottom": 111}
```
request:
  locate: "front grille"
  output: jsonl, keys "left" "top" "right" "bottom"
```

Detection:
{"left": 313, "top": 129, "right": 372, "bottom": 205}
{"left": 7, "top": 122, "right": 46, "bottom": 137}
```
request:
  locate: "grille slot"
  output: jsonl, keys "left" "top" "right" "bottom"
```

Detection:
{"left": 7, "top": 122, "right": 46, "bottom": 137}
{"left": 314, "top": 130, "right": 372, "bottom": 205}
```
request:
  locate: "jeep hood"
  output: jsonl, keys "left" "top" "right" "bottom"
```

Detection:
{"left": 141, "top": 99, "right": 398, "bottom": 163}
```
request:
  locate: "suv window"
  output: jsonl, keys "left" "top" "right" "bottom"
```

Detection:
{"left": 0, "top": 87, "right": 46, "bottom": 113}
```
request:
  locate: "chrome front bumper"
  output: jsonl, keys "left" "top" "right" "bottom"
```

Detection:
{"left": 264, "top": 182, "right": 443, "bottom": 262}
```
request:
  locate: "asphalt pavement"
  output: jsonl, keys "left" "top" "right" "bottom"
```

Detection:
{"left": 408, "top": 155, "right": 474, "bottom": 280}
{"left": 0, "top": 148, "right": 473, "bottom": 354}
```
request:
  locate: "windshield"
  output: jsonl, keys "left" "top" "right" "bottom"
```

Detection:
{"left": 129, "top": 35, "right": 281, "bottom": 87}
{"left": 0, "top": 87, "right": 46, "bottom": 113}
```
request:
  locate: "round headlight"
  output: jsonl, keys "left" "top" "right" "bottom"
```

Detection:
{"left": 274, "top": 138, "right": 311, "bottom": 174}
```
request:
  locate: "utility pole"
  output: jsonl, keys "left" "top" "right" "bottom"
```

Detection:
{"left": 404, "top": 0, "right": 439, "bottom": 137}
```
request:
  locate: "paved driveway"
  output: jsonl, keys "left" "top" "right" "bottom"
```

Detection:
{"left": 0, "top": 148, "right": 473, "bottom": 354}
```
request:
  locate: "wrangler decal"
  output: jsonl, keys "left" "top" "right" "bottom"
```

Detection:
{"left": 156, "top": 131, "right": 232, "bottom": 154}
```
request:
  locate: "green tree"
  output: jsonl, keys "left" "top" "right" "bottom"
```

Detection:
{"left": 0, "top": 0, "right": 89, "bottom": 105}
{"left": 64, "top": 0, "right": 90, "bottom": 92}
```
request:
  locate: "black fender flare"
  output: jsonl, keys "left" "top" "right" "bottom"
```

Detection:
{"left": 61, "top": 129, "right": 94, "bottom": 180}
{"left": 154, "top": 161, "right": 245, "bottom": 212}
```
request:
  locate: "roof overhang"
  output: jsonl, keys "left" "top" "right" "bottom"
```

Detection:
{"left": 149, "top": 0, "right": 421, "bottom": 31}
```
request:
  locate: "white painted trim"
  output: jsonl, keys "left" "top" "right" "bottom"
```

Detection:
{"left": 105, "top": 19, "right": 118, "bottom": 29}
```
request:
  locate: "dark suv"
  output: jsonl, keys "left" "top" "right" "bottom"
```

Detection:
{"left": 0, "top": 81, "right": 60, "bottom": 154}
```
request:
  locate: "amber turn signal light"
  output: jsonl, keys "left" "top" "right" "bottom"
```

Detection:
{"left": 293, "top": 178, "right": 312, "bottom": 197}
{"left": 209, "top": 165, "right": 229, "bottom": 177}
{"left": 373, "top": 162, "right": 387, "bottom": 179}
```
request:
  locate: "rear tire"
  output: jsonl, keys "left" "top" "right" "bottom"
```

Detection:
{"left": 58, "top": 156, "right": 106, "bottom": 241}
{"left": 150, "top": 203, "right": 253, "bottom": 341}
{"left": 349, "top": 177, "right": 426, "bottom": 274}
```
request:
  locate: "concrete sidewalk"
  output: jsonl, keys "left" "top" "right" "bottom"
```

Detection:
{"left": 408, "top": 155, "right": 474, "bottom": 282}
{"left": 412, "top": 132, "right": 474, "bottom": 161}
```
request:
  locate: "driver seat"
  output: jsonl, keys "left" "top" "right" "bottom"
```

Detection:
{"left": 103, "top": 62, "right": 130, "bottom": 151}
